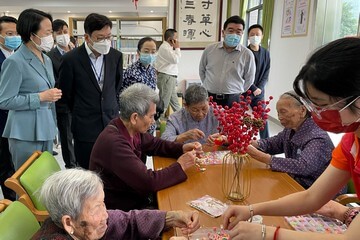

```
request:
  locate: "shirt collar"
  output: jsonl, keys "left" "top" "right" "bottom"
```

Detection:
{"left": 85, "top": 41, "right": 102, "bottom": 59}
{"left": 56, "top": 45, "right": 66, "bottom": 55}
{"left": 0, "top": 45, "right": 14, "bottom": 58}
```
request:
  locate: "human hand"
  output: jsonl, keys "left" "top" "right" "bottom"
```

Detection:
{"left": 315, "top": 200, "right": 348, "bottom": 221}
{"left": 228, "top": 221, "right": 265, "bottom": 240}
{"left": 223, "top": 205, "right": 250, "bottom": 230}
{"left": 207, "top": 133, "right": 227, "bottom": 145}
{"left": 177, "top": 129, "right": 205, "bottom": 143}
{"left": 246, "top": 145, "right": 261, "bottom": 157}
{"left": 177, "top": 151, "right": 196, "bottom": 171}
{"left": 169, "top": 237, "right": 187, "bottom": 240}
{"left": 183, "top": 142, "right": 203, "bottom": 157}
{"left": 39, "top": 88, "right": 62, "bottom": 102}
{"left": 166, "top": 210, "right": 200, "bottom": 236}
{"left": 253, "top": 88, "right": 262, "bottom": 96}
{"left": 171, "top": 39, "right": 180, "bottom": 48}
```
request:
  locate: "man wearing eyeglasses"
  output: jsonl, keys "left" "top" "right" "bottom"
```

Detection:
{"left": 59, "top": 13, "right": 122, "bottom": 169}
{"left": 199, "top": 15, "right": 256, "bottom": 108}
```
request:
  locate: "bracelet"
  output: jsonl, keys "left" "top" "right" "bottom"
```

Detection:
{"left": 273, "top": 226, "right": 280, "bottom": 240}
{"left": 343, "top": 207, "right": 360, "bottom": 227}
{"left": 261, "top": 224, "right": 266, "bottom": 240}
{"left": 249, "top": 205, "right": 254, "bottom": 222}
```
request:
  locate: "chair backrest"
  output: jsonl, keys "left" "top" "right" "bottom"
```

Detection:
{"left": 0, "top": 200, "right": 40, "bottom": 240}
{"left": 5, "top": 151, "right": 61, "bottom": 221}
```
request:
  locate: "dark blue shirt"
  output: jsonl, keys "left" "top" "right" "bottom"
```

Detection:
{"left": 121, "top": 60, "right": 157, "bottom": 92}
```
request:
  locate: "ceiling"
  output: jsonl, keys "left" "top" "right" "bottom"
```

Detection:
{"left": 0, "top": 0, "right": 169, "bottom": 16}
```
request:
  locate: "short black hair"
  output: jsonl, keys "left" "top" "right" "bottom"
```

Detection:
{"left": 223, "top": 16, "right": 245, "bottom": 30}
{"left": 0, "top": 16, "right": 17, "bottom": 32}
{"left": 164, "top": 28, "right": 177, "bottom": 41}
{"left": 84, "top": 13, "right": 112, "bottom": 35}
{"left": 52, "top": 19, "right": 68, "bottom": 32}
{"left": 137, "top": 37, "right": 156, "bottom": 52}
{"left": 17, "top": 8, "right": 52, "bottom": 43}
{"left": 248, "top": 24, "right": 263, "bottom": 35}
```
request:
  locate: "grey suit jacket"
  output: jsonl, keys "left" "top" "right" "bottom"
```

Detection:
{"left": 0, "top": 44, "right": 57, "bottom": 141}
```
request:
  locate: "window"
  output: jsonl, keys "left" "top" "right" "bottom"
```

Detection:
{"left": 314, "top": 0, "right": 360, "bottom": 48}
{"left": 245, "top": 0, "right": 263, "bottom": 42}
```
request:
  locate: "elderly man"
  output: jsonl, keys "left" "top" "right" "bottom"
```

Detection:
{"left": 246, "top": 91, "right": 336, "bottom": 190}
{"left": 89, "top": 83, "right": 202, "bottom": 211}
{"left": 161, "top": 85, "right": 218, "bottom": 144}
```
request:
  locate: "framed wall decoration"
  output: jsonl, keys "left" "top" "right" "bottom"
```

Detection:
{"left": 293, "top": 0, "right": 310, "bottom": 36}
{"left": 174, "top": 0, "right": 223, "bottom": 49}
{"left": 281, "top": 0, "right": 296, "bottom": 37}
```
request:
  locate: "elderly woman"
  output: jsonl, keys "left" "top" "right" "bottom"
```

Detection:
{"left": 89, "top": 83, "right": 202, "bottom": 211}
{"left": 161, "top": 84, "right": 218, "bottom": 144}
{"left": 246, "top": 91, "right": 336, "bottom": 190}
{"left": 31, "top": 168, "right": 200, "bottom": 239}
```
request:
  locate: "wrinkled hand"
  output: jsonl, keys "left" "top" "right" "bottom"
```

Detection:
{"left": 177, "top": 151, "right": 196, "bottom": 171}
{"left": 39, "top": 88, "right": 62, "bottom": 102}
{"left": 183, "top": 142, "right": 203, "bottom": 157}
{"left": 228, "top": 221, "right": 264, "bottom": 240}
{"left": 253, "top": 88, "right": 262, "bottom": 96}
{"left": 207, "top": 133, "right": 227, "bottom": 145}
{"left": 177, "top": 129, "right": 205, "bottom": 143}
{"left": 246, "top": 145, "right": 261, "bottom": 157}
{"left": 167, "top": 210, "right": 200, "bottom": 236}
{"left": 223, "top": 205, "right": 250, "bottom": 230}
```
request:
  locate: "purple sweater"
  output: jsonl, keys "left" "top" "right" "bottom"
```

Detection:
{"left": 89, "top": 118, "right": 186, "bottom": 211}
{"left": 31, "top": 209, "right": 167, "bottom": 239}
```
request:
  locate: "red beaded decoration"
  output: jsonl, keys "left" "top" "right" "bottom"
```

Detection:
{"left": 210, "top": 91, "right": 273, "bottom": 154}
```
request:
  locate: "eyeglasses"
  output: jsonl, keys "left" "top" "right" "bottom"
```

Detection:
{"left": 300, "top": 96, "right": 360, "bottom": 119}
{"left": 93, "top": 35, "right": 113, "bottom": 42}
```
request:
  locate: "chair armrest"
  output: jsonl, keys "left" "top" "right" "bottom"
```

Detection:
{"left": 18, "top": 194, "right": 49, "bottom": 222}
{"left": 335, "top": 194, "right": 360, "bottom": 205}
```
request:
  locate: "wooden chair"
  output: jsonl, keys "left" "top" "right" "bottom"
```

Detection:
{"left": 0, "top": 200, "right": 40, "bottom": 239}
{"left": 5, "top": 151, "right": 61, "bottom": 222}
{"left": 335, "top": 179, "right": 360, "bottom": 206}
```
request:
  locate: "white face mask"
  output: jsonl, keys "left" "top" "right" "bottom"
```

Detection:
{"left": 90, "top": 39, "right": 111, "bottom": 55}
{"left": 56, "top": 34, "right": 70, "bottom": 47}
{"left": 32, "top": 34, "right": 54, "bottom": 52}
{"left": 249, "top": 36, "right": 262, "bottom": 46}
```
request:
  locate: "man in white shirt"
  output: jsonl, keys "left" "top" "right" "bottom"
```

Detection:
{"left": 154, "top": 29, "right": 181, "bottom": 115}
{"left": 0, "top": 16, "right": 21, "bottom": 201}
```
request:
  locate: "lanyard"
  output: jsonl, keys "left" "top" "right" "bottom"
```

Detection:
{"left": 89, "top": 58, "right": 104, "bottom": 85}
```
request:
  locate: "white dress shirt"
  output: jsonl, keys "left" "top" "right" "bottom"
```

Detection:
{"left": 85, "top": 42, "right": 104, "bottom": 90}
{"left": 154, "top": 41, "right": 181, "bottom": 76}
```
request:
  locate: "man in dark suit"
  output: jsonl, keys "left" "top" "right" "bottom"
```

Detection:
{"left": 0, "top": 16, "right": 21, "bottom": 200}
{"left": 59, "top": 13, "right": 122, "bottom": 169}
{"left": 47, "top": 19, "right": 77, "bottom": 169}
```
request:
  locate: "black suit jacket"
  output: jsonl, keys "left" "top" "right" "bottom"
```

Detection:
{"left": 0, "top": 50, "right": 8, "bottom": 134}
{"left": 58, "top": 44, "right": 123, "bottom": 142}
{"left": 47, "top": 47, "right": 69, "bottom": 113}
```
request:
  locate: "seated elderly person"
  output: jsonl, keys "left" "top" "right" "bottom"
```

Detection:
{"left": 89, "top": 83, "right": 202, "bottom": 211}
{"left": 31, "top": 169, "right": 200, "bottom": 240}
{"left": 161, "top": 85, "right": 218, "bottom": 143}
{"left": 246, "top": 91, "right": 336, "bottom": 189}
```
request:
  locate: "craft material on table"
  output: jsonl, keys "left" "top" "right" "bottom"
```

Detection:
{"left": 187, "top": 195, "right": 228, "bottom": 218}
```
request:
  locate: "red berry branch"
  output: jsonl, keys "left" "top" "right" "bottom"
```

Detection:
{"left": 210, "top": 91, "right": 273, "bottom": 154}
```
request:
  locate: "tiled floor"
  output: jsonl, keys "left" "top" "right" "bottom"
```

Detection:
{"left": 0, "top": 118, "right": 344, "bottom": 199}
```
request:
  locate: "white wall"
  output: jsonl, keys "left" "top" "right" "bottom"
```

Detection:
{"left": 265, "top": 0, "right": 316, "bottom": 119}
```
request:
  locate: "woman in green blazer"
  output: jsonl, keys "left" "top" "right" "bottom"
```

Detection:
{"left": 0, "top": 9, "right": 62, "bottom": 170}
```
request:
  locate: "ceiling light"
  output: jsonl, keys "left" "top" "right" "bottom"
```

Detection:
{"left": 150, "top": 10, "right": 154, "bottom": 13}
{"left": 67, "top": 11, "right": 71, "bottom": 13}
{"left": 6, "top": 11, "right": 10, "bottom": 13}
{"left": 109, "top": 10, "right": 112, "bottom": 13}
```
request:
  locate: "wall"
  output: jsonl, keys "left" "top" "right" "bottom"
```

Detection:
{"left": 265, "top": 0, "right": 315, "bottom": 119}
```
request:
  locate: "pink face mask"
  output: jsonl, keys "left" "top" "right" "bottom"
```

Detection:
{"left": 312, "top": 110, "right": 360, "bottom": 133}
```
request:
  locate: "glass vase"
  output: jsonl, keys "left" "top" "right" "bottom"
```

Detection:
{"left": 222, "top": 152, "right": 251, "bottom": 201}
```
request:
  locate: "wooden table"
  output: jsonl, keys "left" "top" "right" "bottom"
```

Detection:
{"left": 154, "top": 149, "right": 305, "bottom": 238}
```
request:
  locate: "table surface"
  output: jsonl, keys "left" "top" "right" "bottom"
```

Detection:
{"left": 154, "top": 149, "right": 305, "bottom": 238}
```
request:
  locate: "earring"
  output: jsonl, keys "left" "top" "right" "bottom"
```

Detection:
{"left": 70, "top": 230, "right": 74, "bottom": 235}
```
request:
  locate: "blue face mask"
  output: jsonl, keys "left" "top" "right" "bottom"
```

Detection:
{"left": 0, "top": 35, "right": 22, "bottom": 50}
{"left": 224, "top": 34, "right": 241, "bottom": 47}
{"left": 139, "top": 53, "right": 156, "bottom": 65}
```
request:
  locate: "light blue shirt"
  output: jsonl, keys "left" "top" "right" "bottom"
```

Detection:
{"left": 199, "top": 41, "right": 256, "bottom": 94}
{"left": 161, "top": 107, "right": 218, "bottom": 144}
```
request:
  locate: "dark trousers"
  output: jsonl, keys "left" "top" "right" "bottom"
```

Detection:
{"left": 0, "top": 137, "right": 15, "bottom": 200}
{"left": 57, "top": 112, "right": 77, "bottom": 168}
{"left": 74, "top": 139, "right": 95, "bottom": 169}
{"left": 208, "top": 92, "right": 241, "bottom": 108}
{"left": 245, "top": 93, "right": 270, "bottom": 139}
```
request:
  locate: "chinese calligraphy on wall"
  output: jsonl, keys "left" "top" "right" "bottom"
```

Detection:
{"left": 176, "top": 0, "right": 221, "bottom": 48}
